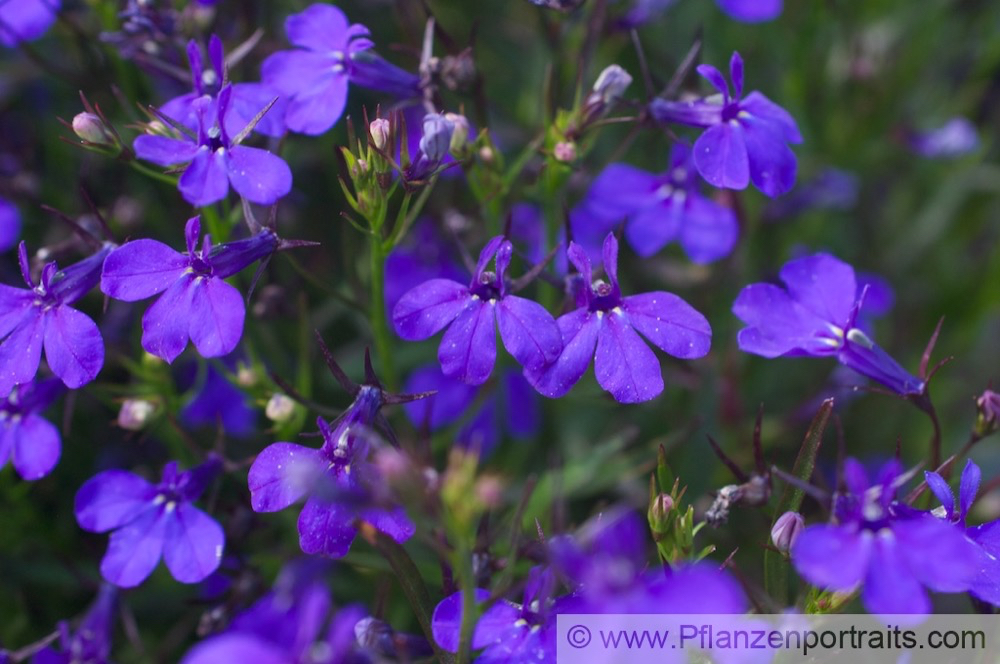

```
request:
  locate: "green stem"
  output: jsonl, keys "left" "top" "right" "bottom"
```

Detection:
{"left": 369, "top": 234, "right": 397, "bottom": 391}
{"left": 764, "top": 398, "right": 834, "bottom": 607}
{"left": 455, "top": 538, "right": 478, "bottom": 664}
{"left": 129, "top": 161, "right": 179, "bottom": 187}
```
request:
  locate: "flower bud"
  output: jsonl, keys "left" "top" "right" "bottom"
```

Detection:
{"left": 444, "top": 113, "right": 470, "bottom": 155}
{"left": 591, "top": 64, "right": 632, "bottom": 106}
{"left": 975, "top": 389, "right": 1000, "bottom": 437}
{"left": 369, "top": 118, "right": 390, "bottom": 151}
{"left": 265, "top": 393, "right": 296, "bottom": 423}
{"left": 650, "top": 493, "right": 674, "bottom": 522}
{"left": 236, "top": 365, "right": 257, "bottom": 388}
{"left": 553, "top": 141, "right": 577, "bottom": 163}
{"left": 770, "top": 511, "right": 805, "bottom": 554}
{"left": 118, "top": 399, "right": 157, "bottom": 431}
{"left": 72, "top": 112, "right": 116, "bottom": 146}
{"left": 418, "top": 113, "right": 455, "bottom": 163}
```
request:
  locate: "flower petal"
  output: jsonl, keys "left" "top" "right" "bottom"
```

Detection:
{"left": 923, "top": 471, "right": 955, "bottom": 518}
{"left": 297, "top": 496, "right": 357, "bottom": 558}
{"left": 743, "top": 116, "right": 798, "bottom": 198}
{"left": 623, "top": 292, "right": 711, "bottom": 359}
{"left": 401, "top": 365, "right": 477, "bottom": 430}
{"left": 163, "top": 503, "right": 225, "bottom": 583}
{"left": 357, "top": 507, "right": 415, "bottom": 544}
{"left": 791, "top": 525, "right": 871, "bottom": 590}
{"left": 101, "top": 240, "right": 187, "bottom": 301}
{"left": 0, "top": 311, "right": 45, "bottom": 396}
{"left": 142, "top": 275, "right": 196, "bottom": 363}
{"left": 261, "top": 50, "right": 338, "bottom": 96}
{"left": 717, "top": 0, "right": 783, "bottom": 22}
{"left": 893, "top": 516, "right": 978, "bottom": 592}
{"left": 438, "top": 301, "right": 497, "bottom": 385}
{"left": 960, "top": 459, "right": 981, "bottom": 522}
{"left": 133, "top": 135, "right": 199, "bottom": 167}
{"left": 43, "top": 306, "right": 104, "bottom": 389}
{"left": 179, "top": 147, "right": 230, "bottom": 207}
{"left": 187, "top": 277, "right": 245, "bottom": 358}
{"left": 526, "top": 308, "right": 599, "bottom": 398}
{"left": 432, "top": 589, "right": 491, "bottom": 653}
{"left": 283, "top": 76, "right": 349, "bottom": 136}
{"left": 100, "top": 505, "right": 169, "bottom": 587}
{"left": 248, "top": 442, "right": 325, "bottom": 512}
{"left": 181, "top": 634, "right": 288, "bottom": 664}
{"left": 740, "top": 91, "right": 802, "bottom": 143}
{"left": 732, "top": 283, "right": 834, "bottom": 358}
{"left": 594, "top": 312, "right": 663, "bottom": 403}
{"left": 0, "top": 285, "right": 34, "bottom": 339}
{"left": 496, "top": 295, "right": 561, "bottom": 371}
{"left": 10, "top": 414, "right": 60, "bottom": 480}
{"left": 392, "top": 279, "right": 471, "bottom": 340}
{"left": 623, "top": 199, "right": 683, "bottom": 258}
{"left": 75, "top": 469, "right": 157, "bottom": 532}
{"left": 285, "top": 3, "right": 351, "bottom": 52}
{"left": 585, "top": 163, "right": 663, "bottom": 220}
{"left": 693, "top": 122, "right": 749, "bottom": 190}
{"left": 677, "top": 195, "right": 739, "bottom": 263}
{"left": 861, "top": 530, "right": 930, "bottom": 619}
{"left": 226, "top": 146, "right": 292, "bottom": 205}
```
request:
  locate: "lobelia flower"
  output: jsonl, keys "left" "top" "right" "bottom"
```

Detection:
{"left": 404, "top": 113, "right": 457, "bottom": 182}
{"left": 732, "top": 252, "right": 926, "bottom": 396}
{"left": 792, "top": 458, "right": 978, "bottom": 619}
{"left": 181, "top": 560, "right": 373, "bottom": 664}
{"left": 161, "top": 35, "right": 287, "bottom": 139}
{"left": 0, "top": 0, "right": 60, "bottom": 47}
{"left": 0, "top": 378, "right": 63, "bottom": 480}
{"left": 432, "top": 566, "right": 564, "bottom": 662}
{"left": 101, "top": 216, "right": 277, "bottom": 363}
{"left": 180, "top": 361, "right": 256, "bottom": 437}
{"left": 74, "top": 456, "right": 225, "bottom": 587}
{"left": 526, "top": 233, "right": 711, "bottom": 403}
{"left": 393, "top": 236, "right": 562, "bottom": 386}
{"left": 576, "top": 142, "right": 739, "bottom": 263}
{"left": 31, "top": 585, "right": 117, "bottom": 664}
{"left": 133, "top": 85, "right": 292, "bottom": 206}
{"left": 248, "top": 353, "right": 421, "bottom": 558}
{"left": 924, "top": 460, "right": 1000, "bottom": 606}
{"left": 909, "top": 117, "right": 979, "bottom": 159}
{"left": 649, "top": 52, "right": 802, "bottom": 197}
{"left": 0, "top": 242, "right": 112, "bottom": 396}
{"left": 0, "top": 196, "right": 21, "bottom": 252}
{"left": 550, "top": 510, "right": 748, "bottom": 614}
{"left": 763, "top": 167, "right": 860, "bottom": 221}
{"left": 261, "top": 3, "right": 420, "bottom": 135}
{"left": 402, "top": 365, "right": 540, "bottom": 457}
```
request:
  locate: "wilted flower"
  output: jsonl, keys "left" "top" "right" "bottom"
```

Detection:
{"left": 650, "top": 52, "right": 802, "bottom": 197}
{"left": 732, "top": 252, "right": 925, "bottom": 396}
{"left": 75, "top": 457, "right": 225, "bottom": 587}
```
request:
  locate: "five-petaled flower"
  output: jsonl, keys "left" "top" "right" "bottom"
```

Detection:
{"left": 248, "top": 387, "right": 415, "bottom": 558}
{"left": 133, "top": 85, "right": 292, "bottom": 206}
{"left": 0, "top": 378, "right": 63, "bottom": 480}
{"left": 732, "top": 252, "right": 926, "bottom": 396}
{"left": 261, "top": 3, "right": 419, "bottom": 135}
{"left": 101, "top": 216, "right": 277, "bottom": 363}
{"left": 650, "top": 52, "right": 802, "bottom": 197}
{"left": 393, "top": 236, "right": 562, "bottom": 385}
{"left": 74, "top": 456, "right": 225, "bottom": 587}
{"left": 527, "top": 233, "right": 711, "bottom": 403}
{"left": 577, "top": 142, "right": 739, "bottom": 263}
{"left": 0, "top": 242, "right": 111, "bottom": 396}
{"left": 792, "top": 458, "right": 978, "bottom": 619}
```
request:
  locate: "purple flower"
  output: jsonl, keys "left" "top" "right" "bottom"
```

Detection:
{"left": 160, "top": 35, "right": 287, "bottom": 139}
{"left": 0, "top": 242, "right": 111, "bottom": 396}
{"left": 402, "top": 365, "right": 540, "bottom": 456}
{"left": 716, "top": 0, "right": 782, "bottom": 22}
{"left": 650, "top": 52, "right": 802, "bottom": 197}
{"left": 763, "top": 167, "right": 859, "bottom": 221}
{"left": 101, "top": 216, "right": 277, "bottom": 363}
{"left": 261, "top": 4, "right": 419, "bottom": 135}
{"left": 792, "top": 458, "right": 978, "bottom": 619}
{"left": 432, "top": 567, "right": 563, "bottom": 662}
{"left": 384, "top": 220, "right": 466, "bottom": 316}
{"left": 577, "top": 143, "right": 738, "bottom": 263}
{"left": 31, "top": 585, "right": 116, "bottom": 664}
{"left": 181, "top": 560, "right": 372, "bottom": 664}
{"left": 248, "top": 386, "right": 415, "bottom": 558}
{"left": 925, "top": 460, "right": 1000, "bottom": 606}
{"left": 404, "top": 113, "right": 457, "bottom": 182}
{"left": 74, "top": 457, "right": 225, "bottom": 587}
{"left": 550, "top": 511, "right": 747, "bottom": 614}
{"left": 392, "top": 236, "right": 562, "bottom": 385}
{"left": 0, "top": 0, "right": 60, "bottom": 47}
{"left": 0, "top": 196, "right": 21, "bottom": 252}
{"left": 733, "top": 252, "right": 925, "bottom": 395}
{"left": 133, "top": 85, "right": 292, "bottom": 206}
{"left": 181, "top": 361, "right": 256, "bottom": 437}
{"left": 527, "top": 233, "right": 711, "bottom": 403}
{"left": 0, "top": 378, "right": 62, "bottom": 480}
{"left": 909, "top": 117, "right": 979, "bottom": 158}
